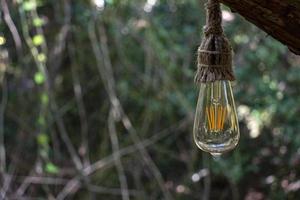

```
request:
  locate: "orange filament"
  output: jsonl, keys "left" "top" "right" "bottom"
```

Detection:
{"left": 206, "top": 107, "right": 212, "bottom": 130}
{"left": 206, "top": 105, "right": 227, "bottom": 131}
{"left": 221, "top": 107, "right": 227, "bottom": 129}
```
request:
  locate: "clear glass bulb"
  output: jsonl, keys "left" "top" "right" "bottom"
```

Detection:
{"left": 193, "top": 80, "right": 240, "bottom": 156}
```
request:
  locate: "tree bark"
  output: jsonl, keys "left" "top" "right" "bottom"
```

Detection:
{"left": 220, "top": 0, "right": 300, "bottom": 55}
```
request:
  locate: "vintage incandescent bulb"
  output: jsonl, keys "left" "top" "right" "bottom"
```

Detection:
{"left": 193, "top": 80, "right": 240, "bottom": 156}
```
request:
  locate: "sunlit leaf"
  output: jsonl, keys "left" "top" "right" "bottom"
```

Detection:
{"left": 45, "top": 163, "right": 59, "bottom": 174}
{"left": 41, "top": 93, "right": 49, "bottom": 105}
{"left": 37, "top": 53, "right": 47, "bottom": 62}
{"left": 33, "top": 35, "right": 45, "bottom": 46}
{"left": 33, "top": 17, "right": 45, "bottom": 27}
{"left": 37, "top": 133, "right": 49, "bottom": 146}
{"left": 22, "top": 1, "right": 37, "bottom": 11}
{"left": 0, "top": 36, "right": 6, "bottom": 45}
{"left": 34, "top": 72, "right": 45, "bottom": 84}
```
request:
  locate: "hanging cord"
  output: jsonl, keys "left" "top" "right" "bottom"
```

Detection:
{"left": 204, "top": 0, "right": 223, "bottom": 35}
{"left": 195, "top": 0, "right": 235, "bottom": 83}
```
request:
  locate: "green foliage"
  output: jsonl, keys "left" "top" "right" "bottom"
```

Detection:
{"left": 33, "top": 17, "right": 45, "bottom": 27}
{"left": 22, "top": 1, "right": 37, "bottom": 11}
{"left": 45, "top": 162, "right": 59, "bottom": 174}
{"left": 1, "top": 0, "right": 300, "bottom": 199}
{"left": 32, "top": 34, "right": 45, "bottom": 46}
{"left": 34, "top": 71, "right": 45, "bottom": 84}
{"left": 37, "top": 133, "right": 49, "bottom": 147}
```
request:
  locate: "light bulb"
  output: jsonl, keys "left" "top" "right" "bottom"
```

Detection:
{"left": 193, "top": 80, "right": 240, "bottom": 156}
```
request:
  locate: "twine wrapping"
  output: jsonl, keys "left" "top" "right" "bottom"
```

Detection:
{"left": 195, "top": 0, "right": 235, "bottom": 83}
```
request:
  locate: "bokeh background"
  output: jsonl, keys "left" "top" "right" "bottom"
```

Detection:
{"left": 1, "top": 0, "right": 300, "bottom": 199}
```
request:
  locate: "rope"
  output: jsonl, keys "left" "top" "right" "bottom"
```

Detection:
{"left": 204, "top": 0, "right": 223, "bottom": 35}
{"left": 195, "top": 0, "right": 235, "bottom": 83}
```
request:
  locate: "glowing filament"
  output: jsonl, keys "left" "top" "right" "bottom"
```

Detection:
{"left": 206, "top": 105, "right": 227, "bottom": 132}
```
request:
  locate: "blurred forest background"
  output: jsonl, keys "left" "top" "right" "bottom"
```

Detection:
{"left": 1, "top": 0, "right": 300, "bottom": 199}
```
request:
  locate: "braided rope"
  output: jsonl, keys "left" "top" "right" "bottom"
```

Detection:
{"left": 195, "top": 0, "right": 235, "bottom": 83}
{"left": 204, "top": 0, "right": 223, "bottom": 35}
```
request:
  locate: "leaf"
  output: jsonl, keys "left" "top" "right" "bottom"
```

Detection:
{"left": 34, "top": 72, "right": 45, "bottom": 84}
{"left": 0, "top": 36, "right": 6, "bottom": 46}
{"left": 41, "top": 93, "right": 49, "bottom": 105}
{"left": 37, "top": 133, "right": 49, "bottom": 146}
{"left": 37, "top": 53, "right": 47, "bottom": 62}
{"left": 32, "top": 34, "right": 45, "bottom": 46}
{"left": 33, "top": 17, "right": 45, "bottom": 27}
{"left": 45, "top": 163, "right": 59, "bottom": 174}
{"left": 22, "top": 1, "right": 37, "bottom": 11}
{"left": 37, "top": 116, "right": 45, "bottom": 126}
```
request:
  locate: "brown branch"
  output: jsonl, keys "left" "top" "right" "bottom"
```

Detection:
{"left": 220, "top": 0, "right": 300, "bottom": 55}
{"left": 108, "top": 109, "right": 129, "bottom": 200}
{"left": 69, "top": 45, "right": 90, "bottom": 168}
{"left": 48, "top": 0, "right": 71, "bottom": 74}
{"left": 0, "top": 0, "right": 22, "bottom": 56}
{"left": 0, "top": 173, "right": 13, "bottom": 199}
{"left": 0, "top": 57, "right": 8, "bottom": 175}
{"left": 10, "top": 175, "right": 141, "bottom": 197}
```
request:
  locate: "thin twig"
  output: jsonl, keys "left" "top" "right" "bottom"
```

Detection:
{"left": 16, "top": 162, "right": 39, "bottom": 196}
{"left": 0, "top": 0, "right": 22, "bottom": 56}
{"left": 48, "top": 0, "right": 71, "bottom": 74}
{"left": 15, "top": 176, "right": 70, "bottom": 185}
{"left": 108, "top": 109, "right": 130, "bottom": 200}
{"left": 69, "top": 44, "right": 90, "bottom": 168}
{"left": 56, "top": 117, "right": 190, "bottom": 199}
{"left": 0, "top": 56, "right": 8, "bottom": 199}
{"left": 88, "top": 18, "right": 173, "bottom": 200}
{"left": 0, "top": 66, "right": 7, "bottom": 175}
{"left": 1, "top": 172, "right": 13, "bottom": 199}
{"left": 13, "top": 174, "right": 140, "bottom": 197}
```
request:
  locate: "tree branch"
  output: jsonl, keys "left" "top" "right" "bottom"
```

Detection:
{"left": 220, "top": 0, "right": 300, "bottom": 55}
